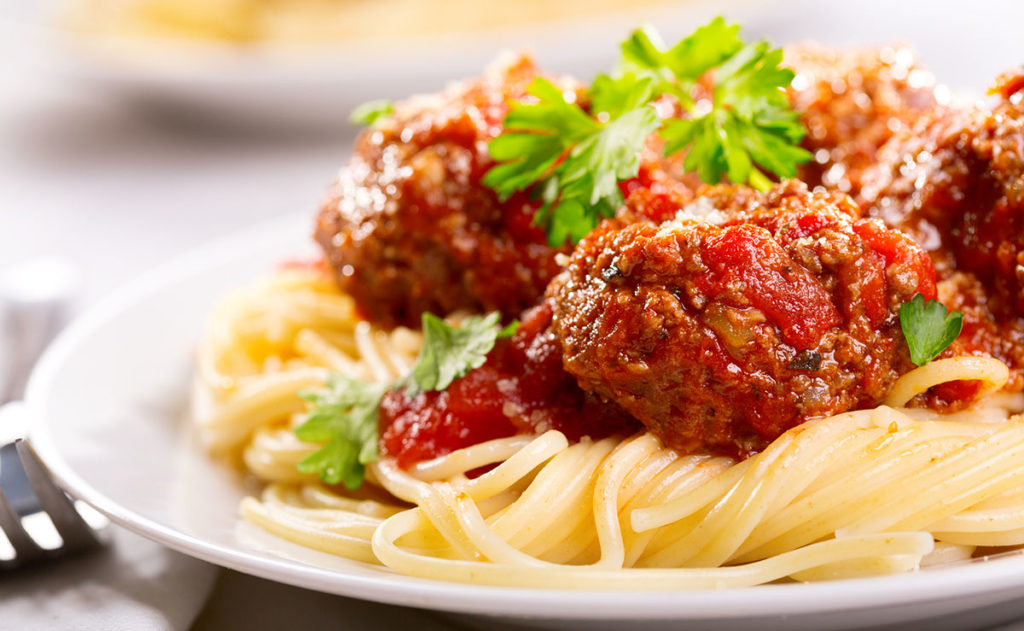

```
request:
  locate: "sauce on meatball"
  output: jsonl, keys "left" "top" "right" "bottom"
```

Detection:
{"left": 548, "top": 182, "right": 939, "bottom": 457}
{"left": 859, "top": 70, "right": 1024, "bottom": 390}
{"left": 785, "top": 44, "right": 937, "bottom": 197}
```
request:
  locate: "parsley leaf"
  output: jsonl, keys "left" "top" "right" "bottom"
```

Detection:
{"left": 899, "top": 294, "right": 964, "bottom": 366}
{"left": 656, "top": 37, "right": 810, "bottom": 191}
{"left": 406, "top": 312, "right": 518, "bottom": 395}
{"left": 296, "top": 312, "right": 515, "bottom": 487}
{"left": 619, "top": 18, "right": 742, "bottom": 101}
{"left": 590, "top": 73, "right": 655, "bottom": 119}
{"left": 483, "top": 17, "right": 812, "bottom": 246}
{"left": 483, "top": 77, "right": 659, "bottom": 247}
{"left": 350, "top": 99, "right": 394, "bottom": 126}
{"left": 483, "top": 78, "right": 596, "bottom": 201}
{"left": 294, "top": 375, "right": 387, "bottom": 489}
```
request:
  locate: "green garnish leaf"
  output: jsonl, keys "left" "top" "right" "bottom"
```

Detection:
{"left": 294, "top": 374, "right": 387, "bottom": 489}
{"left": 620, "top": 18, "right": 742, "bottom": 99}
{"left": 498, "top": 319, "right": 520, "bottom": 338}
{"left": 296, "top": 312, "right": 515, "bottom": 486}
{"left": 407, "top": 312, "right": 515, "bottom": 395}
{"left": 483, "top": 79, "right": 594, "bottom": 201}
{"left": 899, "top": 293, "right": 964, "bottom": 366}
{"left": 350, "top": 99, "right": 394, "bottom": 126}
{"left": 651, "top": 37, "right": 810, "bottom": 191}
{"left": 590, "top": 73, "right": 655, "bottom": 120}
{"left": 483, "top": 77, "right": 659, "bottom": 247}
{"left": 483, "top": 16, "right": 812, "bottom": 245}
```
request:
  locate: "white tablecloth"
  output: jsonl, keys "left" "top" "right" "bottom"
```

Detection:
{"left": 1, "top": 527, "right": 217, "bottom": 631}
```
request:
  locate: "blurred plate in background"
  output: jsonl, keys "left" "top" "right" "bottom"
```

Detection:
{"left": 1, "top": 0, "right": 731, "bottom": 130}
{"left": 4, "top": 0, "right": 1022, "bottom": 132}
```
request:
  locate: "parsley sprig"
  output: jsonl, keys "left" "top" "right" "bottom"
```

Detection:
{"left": 404, "top": 312, "right": 518, "bottom": 395}
{"left": 483, "top": 17, "right": 811, "bottom": 246}
{"left": 617, "top": 20, "right": 742, "bottom": 107}
{"left": 295, "top": 376, "right": 386, "bottom": 489}
{"left": 899, "top": 294, "right": 964, "bottom": 366}
{"left": 658, "top": 36, "right": 809, "bottom": 189}
{"left": 294, "top": 312, "right": 517, "bottom": 488}
{"left": 484, "top": 79, "right": 661, "bottom": 246}
{"left": 350, "top": 99, "right": 394, "bottom": 126}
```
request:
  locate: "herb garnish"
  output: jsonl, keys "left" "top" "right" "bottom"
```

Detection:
{"left": 295, "top": 312, "right": 517, "bottom": 487}
{"left": 483, "top": 16, "right": 811, "bottom": 246}
{"left": 899, "top": 293, "right": 964, "bottom": 366}
{"left": 484, "top": 78, "right": 661, "bottom": 246}
{"left": 404, "top": 312, "right": 518, "bottom": 396}
{"left": 295, "top": 375, "right": 386, "bottom": 489}
{"left": 350, "top": 99, "right": 394, "bottom": 126}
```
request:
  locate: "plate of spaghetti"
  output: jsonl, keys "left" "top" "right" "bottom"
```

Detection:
{"left": 25, "top": 14, "right": 1024, "bottom": 631}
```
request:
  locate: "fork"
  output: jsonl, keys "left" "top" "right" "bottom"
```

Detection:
{"left": 0, "top": 257, "right": 106, "bottom": 570}
{"left": 0, "top": 439, "right": 106, "bottom": 570}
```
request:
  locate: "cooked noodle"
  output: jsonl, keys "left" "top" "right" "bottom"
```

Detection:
{"left": 193, "top": 267, "right": 1024, "bottom": 588}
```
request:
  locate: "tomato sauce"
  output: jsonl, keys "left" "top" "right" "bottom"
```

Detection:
{"left": 701, "top": 224, "right": 840, "bottom": 349}
{"left": 379, "top": 302, "right": 640, "bottom": 468}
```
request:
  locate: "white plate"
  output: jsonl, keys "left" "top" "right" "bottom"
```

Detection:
{"left": 22, "top": 212, "right": 1024, "bottom": 631}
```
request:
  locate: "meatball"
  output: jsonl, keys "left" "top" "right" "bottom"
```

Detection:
{"left": 785, "top": 44, "right": 938, "bottom": 196}
{"left": 618, "top": 149, "right": 699, "bottom": 225}
{"left": 315, "top": 55, "right": 570, "bottom": 329}
{"left": 548, "top": 182, "right": 937, "bottom": 456}
{"left": 859, "top": 70, "right": 1024, "bottom": 389}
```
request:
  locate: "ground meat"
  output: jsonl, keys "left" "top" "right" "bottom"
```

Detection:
{"left": 785, "top": 44, "right": 938, "bottom": 197}
{"left": 619, "top": 149, "right": 699, "bottom": 225}
{"left": 379, "top": 302, "right": 639, "bottom": 468}
{"left": 547, "top": 181, "right": 938, "bottom": 457}
{"left": 858, "top": 70, "right": 1024, "bottom": 389}
{"left": 315, "top": 55, "right": 570, "bottom": 329}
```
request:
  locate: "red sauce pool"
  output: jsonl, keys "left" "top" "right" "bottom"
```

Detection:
{"left": 379, "top": 302, "right": 640, "bottom": 469}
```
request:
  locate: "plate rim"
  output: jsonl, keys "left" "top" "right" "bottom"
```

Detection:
{"left": 22, "top": 211, "right": 1024, "bottom": 621}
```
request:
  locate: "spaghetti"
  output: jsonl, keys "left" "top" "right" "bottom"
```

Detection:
{"left": 192, "top": 266, "right": 1024, "bottom": 588}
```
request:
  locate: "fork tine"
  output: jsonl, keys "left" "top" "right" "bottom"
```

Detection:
{"left": 0, "top": 483, "right": 44, "bottom": 567}
{"left": 15, "top": 440, "right": 103, "bottom": 552}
